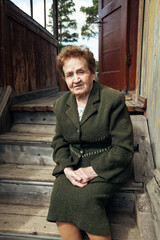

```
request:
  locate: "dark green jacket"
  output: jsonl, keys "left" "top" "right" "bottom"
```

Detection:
{"left": 52, "top": 81, "right": 134, "bottom": 183}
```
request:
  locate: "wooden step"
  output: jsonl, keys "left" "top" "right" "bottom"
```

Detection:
{"left": 10, "top": 123, "right": 56, "bottom": 134}
{"left": 0, "top": 203, "right": 141, "bottom": 240}
{"left": 0, "top": 142, "right": 53, "bottom": 165}
{"left": 0, "top": 125, "right": 55, "bottom": 164}
{"left": 0, "top": 164, "right": 143, "bottom": 211}
{"left": 11, "top": 92, "right": 66, "bottom": 112}
{"left": 12, "top": 111, "right": 56, "bottom": 125}
{"left": 10, "top": 91, "right": 144, "bottom": 113}
{"left": 0, "top": 132, "right": 53, "bottom": 144}
{"left": 0, "top": 204, "right": 60, "bottom": 239}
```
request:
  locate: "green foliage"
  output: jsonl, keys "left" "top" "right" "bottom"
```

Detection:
{"left": 80, "top": 0, "right": 98, "bottom": 39}
{"left": 48, "top": 0, "right": 78, "bottom": 44}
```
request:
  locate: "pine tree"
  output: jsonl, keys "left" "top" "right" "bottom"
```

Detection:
{"left": 48, "top": 0, "right": 78, "bottom": 46}
{"left": 80, "top": 0, "right": 98, "bottom": 39}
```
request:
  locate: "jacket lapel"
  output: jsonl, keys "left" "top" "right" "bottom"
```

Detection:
{"left": 65, "top": 81, "right": 100, "bottom": 128}
{"left": 65, "top": 93, "right": 80, "bottom": 130}
{"left": 80, "top": 81, "right": 100, "bottom": 126}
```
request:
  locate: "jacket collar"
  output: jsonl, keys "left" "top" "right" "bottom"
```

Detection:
{"left": 65, "top": 81, "right": 100, "bottom": 128}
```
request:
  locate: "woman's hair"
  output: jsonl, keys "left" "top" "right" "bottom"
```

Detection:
{"left": 56, "top": 45, "right": 96, "bottom": 78}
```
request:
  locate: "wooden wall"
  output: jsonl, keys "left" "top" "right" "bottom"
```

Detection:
{"left": 140, "top": 0, "right": 160, "bottom": 170}
{"left": 139, "top": 0, "right": 160, "bottom": 239}
{"left": 0, "top": 0, "right": 58, "bottom": 95}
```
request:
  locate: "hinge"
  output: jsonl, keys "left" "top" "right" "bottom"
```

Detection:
{"left": 127, "top": 54, "right": 131, "bottom": 67}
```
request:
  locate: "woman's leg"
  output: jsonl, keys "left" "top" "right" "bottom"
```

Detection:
{"left": 86, "top": 232, "right": 111, "bottom": 240}
{"left": 56, "top": 222, "right": 83, "bottom": 240}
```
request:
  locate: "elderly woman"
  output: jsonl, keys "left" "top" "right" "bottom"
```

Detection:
{"left": 47, "top": 46, "right": 134, "bottom": 240}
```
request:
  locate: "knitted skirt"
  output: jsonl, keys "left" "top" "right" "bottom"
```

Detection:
{"left": 47, "top": 173, "right": 122, "bottom": 236}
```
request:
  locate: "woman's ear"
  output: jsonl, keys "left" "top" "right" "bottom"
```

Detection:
{"left": 92, "top": 73, "right": 96, "bottom": 81}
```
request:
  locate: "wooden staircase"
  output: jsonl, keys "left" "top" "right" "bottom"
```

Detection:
{"left": 0, "top": 92, "right": 155, "bottom": 240}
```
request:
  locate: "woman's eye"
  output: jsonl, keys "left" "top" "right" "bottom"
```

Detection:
{"left": 78, "top": 71, "right": 84, "bottom": 74}
{"left": 67, "top": 73, "right": 73, "bottom": 77}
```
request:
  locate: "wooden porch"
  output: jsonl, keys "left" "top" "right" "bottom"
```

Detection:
{"left": 0, "top": 89, "right": 155, "bottom": 240}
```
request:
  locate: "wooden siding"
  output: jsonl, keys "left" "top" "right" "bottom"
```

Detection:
{"left": 140, "top": 0, "right": 160, "bottom": 170}
{"left": 139, "top": 1, "right": 160, "bottom": 239}
{"left": 0, "top": 0, "right": 58, "bottom": 95}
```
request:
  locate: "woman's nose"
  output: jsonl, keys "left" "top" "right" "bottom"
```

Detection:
{"left": 73, "top": 74, "right": 80, "bottom": 82}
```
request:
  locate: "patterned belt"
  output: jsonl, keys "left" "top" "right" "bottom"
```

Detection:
{"left": 70, "top": 145, "right": 112, "bottom": 158}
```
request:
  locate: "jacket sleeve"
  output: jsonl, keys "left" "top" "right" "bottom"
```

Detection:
{"left": 91, "top": 93, "right": 134, "bottom": 183}
{"left": 51, "top": 101, "right": 76, "bottom": 177}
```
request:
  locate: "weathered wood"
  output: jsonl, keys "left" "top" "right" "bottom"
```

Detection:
{"left": 131, "top": 115, "right": 155, "bottom": 183}
{"left": 108, "top": 213, "right": 141, "bottom": 240}
{"left": 12, "top": 111, "right": 56, "bottom": 125}
{"left": 0, "top": 132, "right": 53, "bottom": 143}
{"left": 0, "top": 164, "right": 55, "bottom": 182}
{"left": 146, "top": 173, "right": 160, "bottom": 240}
{"left": 137, "top": 95, "right": 147, "bottom": 109}
{"left": 107, "top": 191, "right": 135, "bottom": 214}
{"left": 10, "top": 124, "right": 56, "bottom": 135}
{"left": 0, "top": 233, "right": 61, "bottom": 240}
{"left": 0, "top": 204, "right": 140, "bottom": 240}
{"left": 0, "top": 86, "right": 12, "bottom": 133}
{"left": 10, "top": 92, "right": 66, "bottom": 112}
{"left": 0, "top": 144, "right": 54, "bottom": 165}
{"left": 11, "top": 87, "right": 59, "bottom": 105}
{"left": 0, "top": 181, "right": 52, "bottom": 206}
{"left": 1, "top": 0, "right": 58, "bottom": 95}
{"left": 0, "top": 205, "right": 59, "bottom": 236}
{"left": 10, "top": 92, "right": 144, "bottom": 113}
{"left": 0, "top": 163, "right": 142, "bottom": 190}
{"left": 136, "top": 192, "right": 156, "bottom": 240}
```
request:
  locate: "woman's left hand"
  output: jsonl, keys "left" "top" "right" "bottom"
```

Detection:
{"left": 74, "top": 166, "right": 98, "bottom": 183}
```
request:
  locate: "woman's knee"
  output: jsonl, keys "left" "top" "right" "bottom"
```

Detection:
{"left": 56, "top": 222, "right": 83, "bottom": 240}
{"left": 86, "top": 232, "right": 111, "bottom": 240}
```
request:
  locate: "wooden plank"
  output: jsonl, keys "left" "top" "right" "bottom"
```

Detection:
{"left": 136, "top": 192, "right": 156, "bottom": 240}
{"left": 2, "top": 0, "right": 58, "bottom": 95}
{"left": 11, "top": 91, "right": 144, "bottom": 113}
{"left": 130, "top": 115, "right": 154, "bottom": 183}
{"left": 109, "top": 213, "right": 141, "bottom": 240}
{"left": 10, "top": 124, "right": 56, "bottom": 135}
{"left": 0, "top": 181, "right": 52, "bottom": 206}
{"left": 0, "top": 204, "right": 140, "bottom": 240}
{"left": 10, "top": 92, "right": 66, "bottom": 112}
{"left": 0, "top": 86, "right": 12, "bottom": 133}
{"left": 0, "top": 233, "right": 61, "bottom": 240}
{"left": 12, "top": 111, "right": 56, "bottom": 125}
{"left": 154, "top": 168, "right": 160, "bottom": 185}
{"left": 0, "top": 211, "right": 59, "bottom": 236}
{"left": 0, "top": 132, "right": 53, "bottom": 143}
{"left": 0, "top": 144, "right": 54, "bottom": 165}
{"left": 137, "top": 95, "right": 147, "bottom": 109}
{"left": 0, "top": 164, "right": 55, "bottom": 182}
{"left": 11, "top": 87, "right": 59, "bottom": 105}
{"left": 107, "top": 192, "right": 135, "bottom": 214}
{"left": 146, "top": 176, "right": 160, "bottom": 240}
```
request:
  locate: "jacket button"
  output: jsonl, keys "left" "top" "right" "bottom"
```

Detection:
{"left": 80, "top": 150, "right": 84, "bottom": 155}
{"left": 77, "top": 129, "right": 80, "bottom": 133}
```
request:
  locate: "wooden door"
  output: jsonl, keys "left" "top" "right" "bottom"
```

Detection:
{"left": 99, "top": 0, "right": 129, "bottom": 90}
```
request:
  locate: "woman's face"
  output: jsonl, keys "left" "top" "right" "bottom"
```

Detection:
{"left": 63, "top": 57, "right": 95, "bottom": 99}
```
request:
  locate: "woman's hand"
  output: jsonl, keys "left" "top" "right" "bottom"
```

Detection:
{"left": 64, "top": 167, "right": 88, "bottom": 188}
{"left": 74, "top": 167, "right": 98, "bottom": 183}
{"left": 64, "top": 166, "right": 98, "bottom": 188}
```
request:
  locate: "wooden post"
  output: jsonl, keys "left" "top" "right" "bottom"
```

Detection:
{"left": 0, "top": 0, "right": 6, "bottom": 87}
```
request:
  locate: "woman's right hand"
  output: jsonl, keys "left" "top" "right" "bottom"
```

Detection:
{"left": 64, "top": 167, "right": 88, "bottom": 188}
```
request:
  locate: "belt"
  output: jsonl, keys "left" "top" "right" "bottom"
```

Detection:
{"left": 70, "top": 145, "right": 112, "bottom": 159}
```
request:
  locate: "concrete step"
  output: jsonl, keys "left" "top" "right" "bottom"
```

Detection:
{"left": 0, "top": 203, "right": 141, "bottom": 240}
{"left": 0, "top": 164, "right": 143, "bottom": 211}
